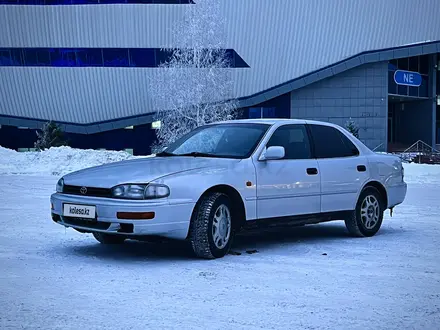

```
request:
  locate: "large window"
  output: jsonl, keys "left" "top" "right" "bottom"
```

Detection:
{"left": 249, "top": 107, "right": 276, "bottom": 119}
{"left": 0, "top": 48, "right": 249, "bottom": 68}
{"left": 308, "top": 124, "right": 359, "bottom": 159}
{"left": 388, "top": 55, "right": 430, "bottom": 98}
{"left": 266, "top": 125, "right": 312, "bottom": 160}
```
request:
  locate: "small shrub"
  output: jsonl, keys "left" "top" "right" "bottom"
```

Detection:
{"left": 345, "top": 119, "right": 359, "bottom": 138}
{"left": 34, "top": 121, "right": 68, "bottom": 151}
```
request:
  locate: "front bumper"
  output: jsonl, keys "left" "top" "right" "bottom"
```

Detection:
{"left": 50, "top": 193, "right": 195, "bottom": 240}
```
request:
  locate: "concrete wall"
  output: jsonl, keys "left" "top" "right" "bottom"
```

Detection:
{"left": 396, "top": 100, "right": 433, "bottom": 146}
{"left": 290, "top": 62, "right": 388, "bottom": 151}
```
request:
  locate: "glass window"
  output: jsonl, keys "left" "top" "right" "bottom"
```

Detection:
{"left": 76, "top": 48, "right": 102, "bottom": 66}
{"left": 309, "top": 124, "right": 359, "bottom": 158}
{"left": 409, "top": 86, "right": 418, "bottom": 97}
{"left": 249, "top": 108, "right": 262, "bottom": 118}
{"left": 398, "top": 58, "right": 408, "bottom": 70}
{"left": 419, "top": 55, "right": 429, "bottom": 75}
{"left": 129, "top": 49, "right": 156, "bottom": 67}
{"left": 99, "top": 0, "right": 125, "bottom": 3}
{"left": 162, "top": 123, "right": 270, "bottom": 159}
{"left": 266, "top": 125, "right": 312, "bottom": 159}
{"left": 103, "top": 49, "right": 129, "bottom": 67}
{"left": 398, "top": 84, "right": 407, "bottom": 96}
{"left": 155, "top": 49, "right": 174, "bottom": 66}
{"left": 419, "top": 75, "right": 429, "bottom": 98}
{"left": 21, "top": 0, "right": 44, "bottom": 3}
{"left": 50, "top": 48, "right": 77, "bottom": 66}
{"left": 0, "top": 49, "right": 11, "bottom": 65}
{"left": 388, "top": 60, "right": 398, "bottom": 71}
{"left": 23, "top": 48, "right": 51, "bottom": 66}
{"left": 388, "top": 71, "right": 397, "bottom": 94}
{"left": 10, "top": 49, "right": 24, "bottom": 65}
{"left": 409, "top": 56, "right": 419, "bottom": 72}
{"left": 61, "top": 0, "right": 99, "bottom": 3}
{"left": 262, "top": 107, "right": 276, "bottom": 118}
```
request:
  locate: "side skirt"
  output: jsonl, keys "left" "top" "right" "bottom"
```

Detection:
{"left": 242, "top": 210, "right": 353, "bottom": 231}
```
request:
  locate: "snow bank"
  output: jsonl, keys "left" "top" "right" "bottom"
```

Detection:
{"left": 1, "top": 145, "right": 440, "bottom": 183}
{"left": 0, "top": 146, "right": 143, "bottom": 176}
{"left": 402, "top": 162, "right": 440, "bottom": 185}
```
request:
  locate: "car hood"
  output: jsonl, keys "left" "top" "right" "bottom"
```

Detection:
{"left": 62, "top": 156, "right": 240, "bottom": 188}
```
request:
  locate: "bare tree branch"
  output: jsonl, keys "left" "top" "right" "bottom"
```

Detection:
{"left": 148, "top": 0, "right": 239, "bottom": 151}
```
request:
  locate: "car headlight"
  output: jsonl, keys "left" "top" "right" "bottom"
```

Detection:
{"left": 56, "top": 178, "right": 64, "bottom": 193}
{"left": 111, "top": 183, "right": 170, "bottom": 200}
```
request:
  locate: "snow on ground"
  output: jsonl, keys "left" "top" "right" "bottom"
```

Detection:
{"left": 0, "top": 152, "right": 440, "bottom": 329}
{"left": 0, "top": 146, "right": 141, "bottom": 176}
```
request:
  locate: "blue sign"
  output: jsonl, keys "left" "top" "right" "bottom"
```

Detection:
{"left": 393, "top": 70, "right": 422, "bottom": 87}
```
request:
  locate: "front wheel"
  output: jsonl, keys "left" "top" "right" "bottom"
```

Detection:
{"left": 93, "top": 232, "right": 126, "bottom": 244}
{"left": 345, "top": 186, "right": 385, "bottom": 237}
{"left": 189, "top": 192, "right": 235, "bottom": 259}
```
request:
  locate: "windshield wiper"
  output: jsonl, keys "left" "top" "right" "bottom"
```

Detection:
{"left": 178, "top": 152, "right": 218, "bottom": 158}
{"left": 155, "top": 151, "right": 178, "bottom": 157}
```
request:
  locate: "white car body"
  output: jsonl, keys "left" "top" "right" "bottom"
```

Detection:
{"left": 50, "top": 119, "right": 407, "bottom": 252}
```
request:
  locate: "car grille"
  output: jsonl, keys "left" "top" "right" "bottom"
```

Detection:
{"left": 63, "top": 185, "right": 112, "bottom": 198}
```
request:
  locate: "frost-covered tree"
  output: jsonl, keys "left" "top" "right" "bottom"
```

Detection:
{"left": 34, "top": 121, "right": 67, "bottom": 151}
{"left": 149, "top": 0, "right": 239, "bottom": 151}
{"left": 345, "top": 119, "right": 360, "bottom": 139}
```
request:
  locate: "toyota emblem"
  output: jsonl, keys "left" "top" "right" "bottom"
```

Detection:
{"left": 80, "top": 186, "right": 87, "bottom": 195}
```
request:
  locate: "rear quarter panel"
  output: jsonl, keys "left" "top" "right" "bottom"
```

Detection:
{"left": 366, "top": 153, "right": 407, "bottom": 208}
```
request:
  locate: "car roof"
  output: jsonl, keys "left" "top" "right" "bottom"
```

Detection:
{"left": 212, "top": 118, "right": 306, "bottom": 125}
{"left": 212, "top": 118, "right": 339, "bottom": 128}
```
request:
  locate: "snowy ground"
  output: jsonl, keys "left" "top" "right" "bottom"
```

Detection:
{"left": 1, "top": 156, "right": 440, "bottom": 329}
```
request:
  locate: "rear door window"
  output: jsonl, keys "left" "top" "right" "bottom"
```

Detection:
{"left": 308, "top": 124, "right": 359, "bottom": 158}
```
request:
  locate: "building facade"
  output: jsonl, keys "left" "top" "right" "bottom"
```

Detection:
{"left": 1, "top": 0, "right": 440, "bottom": 154}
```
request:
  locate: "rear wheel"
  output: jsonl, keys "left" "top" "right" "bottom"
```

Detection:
{"left": 189, "top": 192, "right": 235, "bottom": 259}
{"left": 93, "top": 232, "right": 126, "bottom": 244}
{"left": 345, "top": 186, "right": 385, "bottom": 237}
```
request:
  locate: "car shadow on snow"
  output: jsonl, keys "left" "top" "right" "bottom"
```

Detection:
{"left": 62, "top": 222, "right": 398, "bottom": 261}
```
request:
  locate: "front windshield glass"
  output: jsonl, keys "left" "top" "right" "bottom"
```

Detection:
{"left": 162, "top": 123, "right": 270, "bottom": 159}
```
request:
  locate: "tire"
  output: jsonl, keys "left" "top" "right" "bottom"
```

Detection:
{"left": 189, "top": 192, "right": 235, "bottom": 259}
{"left": 345, "top": 186, "right": 385, "bottom": 237}
{"left": 92, "top": 232, "right": 126, "bottom": 244}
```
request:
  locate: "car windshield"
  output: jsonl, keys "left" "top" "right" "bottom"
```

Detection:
{"left": 159, "top": 123, "right": 270, "bottom": 159}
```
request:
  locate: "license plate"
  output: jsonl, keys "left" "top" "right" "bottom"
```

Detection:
{"left": 63, "top": 204, "right": 96, "bottom": 219}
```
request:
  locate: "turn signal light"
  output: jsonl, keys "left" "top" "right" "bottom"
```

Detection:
{"left": 116, "top": 212, "right": 155, "bottom": 220}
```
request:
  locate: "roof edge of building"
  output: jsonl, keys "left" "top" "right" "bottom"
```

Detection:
{"left": 0, "top": 113, "right": 156, "bottom": 134}
{"left": 237, "top": 40, "right": 440, "bottom": 108}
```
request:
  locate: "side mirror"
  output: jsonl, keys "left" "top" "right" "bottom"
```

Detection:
{"left": 260, "top": 146, "right": 285, "bottom": 161}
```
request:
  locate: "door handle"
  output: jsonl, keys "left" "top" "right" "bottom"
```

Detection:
{"left": 306, "top": 168, "right": 318, "bottom": 175}
{"left": 357, "top": 165, "right": 367, "bottom": 172}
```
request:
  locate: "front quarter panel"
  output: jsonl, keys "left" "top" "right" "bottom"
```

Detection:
{"left": 153, "top": 158, "right": 257, "bottom": 220}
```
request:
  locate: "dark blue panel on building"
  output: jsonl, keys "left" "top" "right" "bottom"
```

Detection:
{"left": 0, "top": 0, "right": 195, "bottom": 4}
{"left": 0, "top": 124, "right": 158, "bottom": 156}
{"left": 244, "top": 93, "right": 291, "bottom": 119}
{"left": 0, "top": 48, "right": 249, "bottom": 68}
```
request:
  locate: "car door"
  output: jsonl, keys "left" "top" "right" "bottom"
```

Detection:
{"left": 254, "top": 124, "right": 321, "bottom": 219}
{"left": 307, "top": 123, "right": 370, "bottom": 213}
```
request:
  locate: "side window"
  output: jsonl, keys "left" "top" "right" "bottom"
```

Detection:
{"left": 339, "top": 130, "right": 360, "bottom": 156}
{"left": 309, "top": 124, "right": 359, "bottom": 158}
{"left": 266, "top": 125, "right": 312, "bottom": 159}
